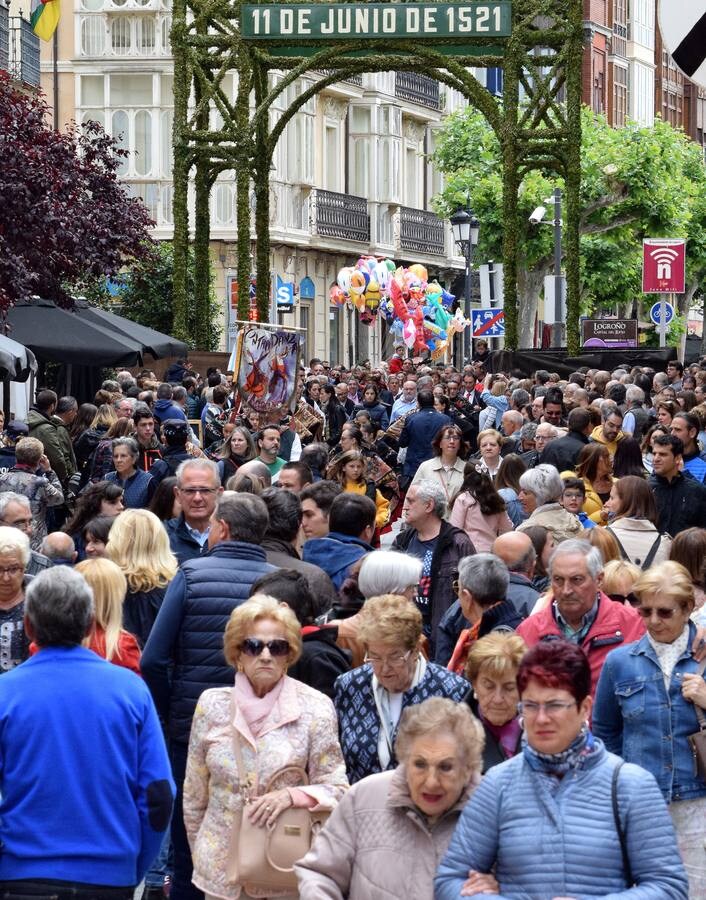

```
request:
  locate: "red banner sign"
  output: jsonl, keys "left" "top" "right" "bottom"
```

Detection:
{"left": 642, "top": 238, "right": 686, "bottom": 293}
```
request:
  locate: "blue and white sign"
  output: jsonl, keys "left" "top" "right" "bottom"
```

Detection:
{"left": 276, "top": 275, "right": 295, "bottom": 312}
{"left": 650, "top": 301, "right": 674, "bottom": 326}
{"left": 471, "top": 307, "right": 505, "bottom": 338}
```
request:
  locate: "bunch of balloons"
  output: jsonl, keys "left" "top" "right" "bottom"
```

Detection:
{"left": 329, "top": 256, "right": 471, "bottom": 356}
{"left": 330, "top": 256, "right": 395, "bottom": 325}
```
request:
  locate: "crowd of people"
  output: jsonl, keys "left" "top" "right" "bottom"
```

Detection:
{"left": 1, "top": 346, "right": 706, "bottom": 899}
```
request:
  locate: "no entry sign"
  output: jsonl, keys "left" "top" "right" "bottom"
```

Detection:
{"left": 642, "top": 239, "right": 686, "bottom": 294}
{"left": 659, "top": 2, "right": 706, "bottom": 89}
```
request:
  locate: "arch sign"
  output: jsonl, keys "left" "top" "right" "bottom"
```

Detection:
{"left": 242, "top": 2, "right": 512, "bottom": 43}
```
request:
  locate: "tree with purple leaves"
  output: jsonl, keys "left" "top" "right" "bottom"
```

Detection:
{"left": 0, "top": 72, "right": 155, "bottom": 314}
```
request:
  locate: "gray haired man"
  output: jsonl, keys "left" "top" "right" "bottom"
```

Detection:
{"left": 0, "top": 568, "right": 174, "bottom": 894}
{"left": 392, "top": 479, "right": 475, "bottom": 655}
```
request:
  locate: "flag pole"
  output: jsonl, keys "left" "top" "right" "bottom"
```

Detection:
{"left": 52, "top": 28, "right": 58, "bottom": 129}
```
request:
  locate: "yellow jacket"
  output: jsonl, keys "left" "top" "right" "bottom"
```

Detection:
{"left": 344, "top": 479, "right": 390, "bottom": 529}
{"left": 560, "top": 470, "right": 615, "bottom": 524}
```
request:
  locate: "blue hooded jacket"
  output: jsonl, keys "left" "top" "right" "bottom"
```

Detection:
{"left": 153, "top": 399, "right": 187, "bottom": 425}
{"left": 302, "top": 532, "right": 373, "bottom": 590}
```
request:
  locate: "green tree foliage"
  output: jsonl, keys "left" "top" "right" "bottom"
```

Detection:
{"left": 84, "top": 243, "right": 221, "bottom": 351}
{"left": 433, "top": 106, "right": 706, "bottom": 348}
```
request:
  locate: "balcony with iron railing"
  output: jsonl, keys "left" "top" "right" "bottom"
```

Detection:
{"left": 313, "top": 188, "right": 370, "bottom": 243}
{"left": 394, "top": 71, "right": 441, "bottom": 110}
{"left": 399, "top": 206, "right": 445, "bottom": 256}
{"left": 315, "top": 69, "right": 363, "bottom": 87}
{"left": 10, "top": 17, "right": 40, "bottom": 86}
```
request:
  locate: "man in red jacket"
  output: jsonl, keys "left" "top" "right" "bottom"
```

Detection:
{"left": 517, "top": 539, "right": 645, "bottom": 697}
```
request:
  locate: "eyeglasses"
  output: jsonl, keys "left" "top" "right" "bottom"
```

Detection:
{"left": 562, "top": 492, "right": 584, "bottom": 501}
{"left": 364, "top": 649, "right": 413, "bottom": 668}
{"left": 609, "top": 592, "right": 640, "bottom": 608}
{"left": 0, "top": 566, "right": 23, "bottom": 578}
{"left": 636, "top": 605, "right": 679, "bottom": 620}
{"left": 517, "top": 700, "right": 577, "bottom": 717}
{"left": 178, "top": 487, "right": 219, "bottom": 496}
{"left": 240, "top": 638, "right": 291, "bottom": 657}
{"left": 2, "top": 518, "right": 32, "bottom": 529}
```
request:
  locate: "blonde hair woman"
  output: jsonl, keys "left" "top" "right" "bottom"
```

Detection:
{"left": 474, "top": 428, "right": 504, "bottom": 480}
{"left": 334, "top": 594, "right": 469, "bottom": 783}
{"left": 106, "top": 508, "right": 178, "bottom": 647}
{"left": 465, "top": 632, "right": 527, "bottom": 772}
{"left": 183, "top": 595, "right": 348, "bottom": 900}
{"left": 75, "top": 558, "right": 140, "bottom": 675}
{"left": 594, "top": 561, "right": 706, "bottom": 893}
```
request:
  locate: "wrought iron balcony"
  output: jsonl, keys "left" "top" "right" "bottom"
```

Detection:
{"left": 399, "top": 206, "right": 445, "bottom": 255}
{"left": 10, "top": 17, "right": 40, "bottom": 86}
{"left": 314, "top": 189, "right": 370, "bottom": 243}
{"left": 0, "top": 5, "right": 9, "bottom": 73}
{"left": 316, "top": 69, "right": 363, "bottom": 87}
{"left": 395, "top": 71, "right": 440, "bottom": 110}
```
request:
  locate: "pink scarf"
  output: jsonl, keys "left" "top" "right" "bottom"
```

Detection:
{"left": 233, "top": 672, "right": 285, "bottom": 738}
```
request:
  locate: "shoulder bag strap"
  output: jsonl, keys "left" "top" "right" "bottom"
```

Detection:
{"left": 612, "top": 761, "right": 632, "bottom": 887}
{"left": 230, "top": 690, "right": 258, "bottom": 801}
{"left": 605, "top": 527, "right": 629, "bottom": 562}
{"left": 693, "top": 657, "right": 706, "bottom": 730}
{"left": 641, "top": 532, "right": 664, "bottom": 570}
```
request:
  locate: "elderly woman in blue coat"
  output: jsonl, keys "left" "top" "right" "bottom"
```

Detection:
{"left": 435, "top": 640, "right": 688, "bottom": 900}
{"left": 594, "top": 560, "right": 706, "bottom": 896}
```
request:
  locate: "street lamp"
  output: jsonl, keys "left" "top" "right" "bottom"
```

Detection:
{"left": 450, "top": 203, "right": 480, "bottom": 363}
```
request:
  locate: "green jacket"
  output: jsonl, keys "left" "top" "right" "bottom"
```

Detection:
{"left": 26, "top": 409, "right": 76, "bottom": 487}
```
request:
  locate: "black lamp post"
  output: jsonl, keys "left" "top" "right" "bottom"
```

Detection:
{"left": 450, "top": 203, "right": 480, "bottom": 364}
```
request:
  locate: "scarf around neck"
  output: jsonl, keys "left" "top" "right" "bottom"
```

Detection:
{"left": 233, "top": 671, "right": 285, "bottom": 739}
{"left": 523, "top": 723, "right": 596, "bottom": 777}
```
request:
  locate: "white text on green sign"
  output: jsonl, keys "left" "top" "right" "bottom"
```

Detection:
{"left": 241, "top": 3, "right": 512, "bottom": 41}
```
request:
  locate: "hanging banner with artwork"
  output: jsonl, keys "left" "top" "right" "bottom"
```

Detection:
{"left": 234, "top": 326, "right": 301, "bottom": 414}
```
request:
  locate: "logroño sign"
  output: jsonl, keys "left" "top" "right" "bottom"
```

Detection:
{"left": 241, "top": 2, "right": 512, "bottom": 41}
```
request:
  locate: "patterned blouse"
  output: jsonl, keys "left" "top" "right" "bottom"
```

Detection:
{"left": 183, "top": 676, "right": 348, "bottom": 900}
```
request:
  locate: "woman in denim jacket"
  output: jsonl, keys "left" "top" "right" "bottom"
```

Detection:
{"left": 594, "top": 560, "right": 706, "bottom": 896}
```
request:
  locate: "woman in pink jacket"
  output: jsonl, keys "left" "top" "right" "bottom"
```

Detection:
{"left": 448, "top": 464, "right": 513, "bottom": 552}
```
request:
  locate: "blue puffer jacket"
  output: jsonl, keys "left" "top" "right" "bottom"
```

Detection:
{"left": 435, "top": 740, "right": 688, "bottom": 900}
{"left": 141, "top": 541, "right": 275, "bottom": 744}
{"left": 164, "top": 515, "right": 205, "bottom": 565}
{"left": 593, "top": 623, "right": 706, "bottom": 803}
{"left": 334, "top": 662, "right": 468, "bottom": 784}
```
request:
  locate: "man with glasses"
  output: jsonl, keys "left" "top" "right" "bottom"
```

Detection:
{"left": 165, "top": 459, "right": 223, "bottom": 565}
{"left": 142, "top": 492, "right": 275, "bottom": 900}
{"left": 517, "top": 540, "right": 645, "bottom": 696}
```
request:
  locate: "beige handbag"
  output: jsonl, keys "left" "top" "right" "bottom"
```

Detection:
{"left": 687, "top": 658, "right": 706, "bottom": 780}
{"left": 226, "top": 711, "right": 329, "bottom": 893}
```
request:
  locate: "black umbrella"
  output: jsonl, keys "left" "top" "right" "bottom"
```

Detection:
{"left": 6, "top": 299, "right": 142, "bottom": 367}
{"left": 74, "top": 301, "right": 189, "bottom": 360}
{"left": 0, "top": 334, "right": 37, "bottom": 382}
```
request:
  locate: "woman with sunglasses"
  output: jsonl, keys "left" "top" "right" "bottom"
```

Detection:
{"left": 594, "top": 561, "right": 706, "bottom": 895}
{"left": 334, "top": 594, "right": 468, "bottom": 784}
{"left": 437, "top": 640, "right": 688, "bottom": 899}
{"left": 602, "top": 475, "right": 672, "bottom": 569}
{"left": 183, "top": 595, "right": 348, "bottom": 900}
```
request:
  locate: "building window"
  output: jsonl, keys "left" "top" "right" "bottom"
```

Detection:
{"left": 299, "top": 302, "right": 312, "bottom": 363}
{"left": 613, "top": 65, "right": 628, "bottom": 127}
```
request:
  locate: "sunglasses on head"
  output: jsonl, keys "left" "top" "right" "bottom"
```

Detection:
{"left": 609, "top": 592, "right": 640, "bottom": 608}
{"left": 240, "top": 638, "right": 290, "bottom": 657}
{"left": 636, "top": 606, "right": 678, "bottom": 620}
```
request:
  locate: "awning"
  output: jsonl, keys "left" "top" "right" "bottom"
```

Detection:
{"left": 6, "top": 299, "right": 142, "bottom": 367}
{"left": 0, "top": 334, "right": 38, "bottom": 382}
{"left": 73, "top": 301, "right": 188, "bottom": 360}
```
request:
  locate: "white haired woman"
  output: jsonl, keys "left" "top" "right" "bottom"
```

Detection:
{"left": 0, "top": 526, "right": 31, "bottom": 672}
{"left": 330, "top": 550, "right": 422, "bottom": 667}
{"left": 183, "top": 595, "right": 348, "bottom": 900}
{"left": 516, "top": 463, "right": 583, "bottom": 543}
{"left": 296, "top": 698, "right": 496, "bottom": 899}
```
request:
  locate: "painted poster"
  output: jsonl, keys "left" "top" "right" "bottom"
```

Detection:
{"left": 235, "top": 327, "right": 301, "bottom": 414}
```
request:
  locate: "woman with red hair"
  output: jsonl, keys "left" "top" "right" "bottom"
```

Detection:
{"left": 436, "top": 640, "right": 688, "bottom": 899}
